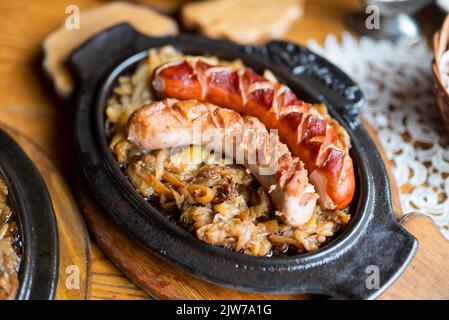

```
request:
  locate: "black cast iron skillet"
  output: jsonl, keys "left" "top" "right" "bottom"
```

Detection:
{"left": 0, "top": 128, "right": 59, "bottom": 300}
{"left": 71, "top": 23, "right": 417, "bottom": 299}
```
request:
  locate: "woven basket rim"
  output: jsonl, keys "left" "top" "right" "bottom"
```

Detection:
{"left": 432, "top": 15, "right": 449, "bottom": 99}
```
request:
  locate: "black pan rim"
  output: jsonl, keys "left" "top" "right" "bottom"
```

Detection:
{"left": 71, "top": 23, "right": 417, "bottom": 299}
{"left": 0, "top": 128, "right": 59, "bottom": 300}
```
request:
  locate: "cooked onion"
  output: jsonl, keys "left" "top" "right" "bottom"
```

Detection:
{"left": 187, "top": 184, "right": 215, "bottom": 204}
{"left": 106, "top": 46, "right": 351, "bottom": 257}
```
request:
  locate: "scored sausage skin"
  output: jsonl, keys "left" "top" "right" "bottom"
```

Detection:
{"left": 152, "top": 60, "right": 355, "bottom": 210}
{"left": 127, "top": 99, "right": 319, "bottom": 227}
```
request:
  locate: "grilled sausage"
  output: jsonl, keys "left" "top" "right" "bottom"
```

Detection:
{"left": 127, "top": 99, "right": 318, "bottom": 226}
{"left": 152, "top": 60, "right": 355, "bottom": 209}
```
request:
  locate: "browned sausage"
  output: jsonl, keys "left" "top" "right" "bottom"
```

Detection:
{"left": 152, "top": 60, "right": 355, "bottom": 209}
{"left": 127, "top": 99, "right": 319, "bottom": 226}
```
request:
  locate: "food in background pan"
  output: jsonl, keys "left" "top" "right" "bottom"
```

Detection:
{"left": 105, "top": 46, "right": 352, "bottom": 256}
{"left": 0, "top": 178, "right": 21, "bottom": 300}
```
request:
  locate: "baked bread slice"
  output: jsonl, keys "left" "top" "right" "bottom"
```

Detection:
{"left": 43, "top": 1, "right": 178, "bottom": 98}
{"left": 181, "top": 0, "right": 303, "bottom": 44}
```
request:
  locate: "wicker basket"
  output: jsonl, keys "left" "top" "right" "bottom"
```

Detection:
{"left": 432, "top": 14, "right": 449, "bottom": 131}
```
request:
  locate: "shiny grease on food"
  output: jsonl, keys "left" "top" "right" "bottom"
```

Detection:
{"left": 127, "top": 99, "right": 319, "bottom": 227}
{"left": 0, "top": 178, "right": 20, "bottom": 300}
{"left": 106, "top": 46, "right": 350, "bottom": 256}
{"left": 152, "top": 56, "right": 355, "bottom": 210}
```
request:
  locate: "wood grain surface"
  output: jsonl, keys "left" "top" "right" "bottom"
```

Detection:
{"left": 380, "top": 214, "right": 449, "bottom": 300}
{"left": 0, "top": 0, "right": 446, "bottom": 300}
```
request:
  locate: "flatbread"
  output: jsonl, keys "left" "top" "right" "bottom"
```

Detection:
{"left": 43, "top": 1, "right": 178, "bottom": 98}
{"left": 181, "top": 0, "right": 303, "bottom": 44}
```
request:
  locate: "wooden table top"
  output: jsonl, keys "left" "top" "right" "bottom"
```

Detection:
{"left": 0, "top": 0, "right": 443, "bottom": 300}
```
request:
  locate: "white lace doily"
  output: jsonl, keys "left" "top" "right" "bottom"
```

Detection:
{"left": 308, "top": 33, "right": 449, "bottom": 239}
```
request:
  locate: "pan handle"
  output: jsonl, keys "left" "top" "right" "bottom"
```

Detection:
{"left": 68, "top": 23, "right": 146, "bottom": 97}
{"left": 243, "top": 41, "right": 364, "bottom": 128}
{"left": 289, "top": 201, "right": 418, "bottom": 299}
{"left": 321, "top": 214, "right": 418, "bottom": 299}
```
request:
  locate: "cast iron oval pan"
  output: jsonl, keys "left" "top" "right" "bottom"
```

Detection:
{"left": 0, "top": 128, "right": 59, "bottom": 300}
{"left": 70, "top": 23, "right": 417, "bottom": 299}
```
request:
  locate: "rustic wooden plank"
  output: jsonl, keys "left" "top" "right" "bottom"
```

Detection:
{"left": 90, "top": 245, "right": 148, "bottom": 300}
{"left": 380, "top": 213, "right": 449, "bottom": 300}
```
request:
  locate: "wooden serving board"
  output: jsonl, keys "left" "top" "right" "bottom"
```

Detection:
{"left": 0, "top": 123, "right": 91, "bottom": 300}
{"left": 78, "top": 118, "right": 449, "bottom": 299}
